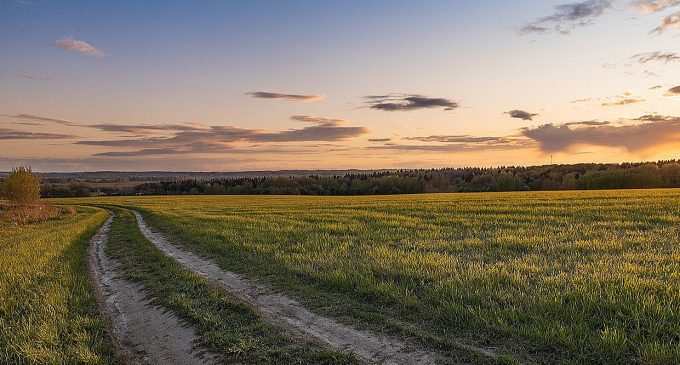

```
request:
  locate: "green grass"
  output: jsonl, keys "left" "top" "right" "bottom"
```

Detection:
{"left": 104, "top": 207, "right": 358, "bottom": 364}
{"left": 0, "top": 206, "right": 116, "bottom": 364}
{"left": 64, "top": 189, "right": 680, "bottom": 364}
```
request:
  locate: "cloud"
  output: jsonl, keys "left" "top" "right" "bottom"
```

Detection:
{"left": 522, "top": 116, "right": 680, "bottom": 152}
{"left": 652, "top": 11, "right": 680, "bottom": 33}
{"left": 368, "top": 138, "right": 392, "bottom": 142}
{"left": 92, "top": 141, "right": 238, "bottom": 157}
{"left": 520, "top": 24, "right": 550, "bottom": 34}
{"left": 631, "top": 0, "right": 680, "bottom": 13}
{"left": 3, "top": 113, "right": 78, "bottom": 126}
{"left": 666, "top": 85, "right": 680, "bottom": 95}
{"left": 632, "top": 51, "right": 680, "bottom": 63}
{"left": 601, "top": 97, "right": 645, "bottom": 106}
{"left": 94, "top": 148, "right": 191, "bottom": 157}
{"left": 89, "top": 123, "right": 206, "bottom": 134}
{"left": 367, "top": 134, "right": 530, "bottom": 153}
{"left": 564, "top": 120, "right": 611, "bottom": 126}
{"left": 78, "top": 116, "right": 367, "bottom": 156}
{"left": 55, "top": 37, "right": 103, "bottom": 57}
{"left": 17, "top": 73, "right": 50, "bottom": 80}
{"left": 573, "top": 92, "right": 646, "bottom": 107}
{"left": 506, "top": 109, "right": 538, "bottom": 121}
{"left": 0, "top": 128, "right": 75, "bottom": 140}
{"left": 290, "top": 115, "right": 345, "bottom": 124}
{"left": 250, "top": 125, "right": 367, "bottom": 143}
{"left": 521, "top": 0, "right": 612, "bottom": 35}
{"left": 365, "top": 94, "right": 458, "bottom": 111}
{"left": 246, "top": 91, "right": 322, "bottom": 102}
{"left": 4, "top": 115, "right": 212, "bottom": 135}
{"left": 367, "top": 135, "right": 529, "bottom": 152}
{"left": 650, "top": 85, "right": 663, "bottom": 89}
{"left": 404, "top": 135, "right": 513, "bottom": 143}
{"left": 636, "top": 114, "right": 679, "bottom": 121}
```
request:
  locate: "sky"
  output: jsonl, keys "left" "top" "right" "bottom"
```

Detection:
{"left": 1, "top": 0, "right": 680, "bottom": 172}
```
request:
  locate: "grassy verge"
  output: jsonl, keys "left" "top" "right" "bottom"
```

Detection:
{"left": 74, "top": 190, "right": 680, "bottom": 364}
{"left": 104, "top": 207, "right": 358, "bottom": 364}
{"left": 0, "top": 206, "right": 116, "bottom": 364}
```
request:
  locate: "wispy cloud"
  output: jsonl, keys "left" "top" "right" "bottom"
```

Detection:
{"left": 290, "top": 115, "right": 345, "bottom": 124}
{"left": 3, "top": 113, "right": 78, "bottom": 127}
{"left": 4, "top": 115, "right": 215, "bottom": 135}
{"left": 92, "top": 140, "right": 245, "bottom": 157}
{"left": 250, "top": 118, "right": 367, "bottom": 143}
{"left": 601, "top": 97, "right": 645, "bottom": 106}
{"left": 246, "top": 91, "right": 322, "bottom": 102}
{"left": 0, "top": 128, "right": 75, "bottom": 140}
{"left": 522, "top": 116, "right": 680, "bottom": 152}
{"left": 564, "top": 120, "right": 611, "bottom": 126}
{"left": 521, "top": 0, "right": 612, "bottom": 35}
{"left": 17, "top": 73, "right": 50, "bottom": 81}
{"left": 367, "top": 135, "right": 529, "bottom": 152}
{"left": 632, "top": 51, "right": 680, "bottom": 63}
{"left": 77, "top": 116, "right": 367, "bottom": 156}
{"left": 652, "top": 11, "right": 680, "bottom": 33}
{"left": 89, "top": 123, "right": 206, "bottom": 134}
{"left": 404, "top": 135, "right": 513, "bottom": 143}
{"left": 364, "top": 94, "right": 458, "bottom": 111}
{"left": 368, "top": 138, "right": 392, "bottom": 142}
{"left": 55, "top": 37, "right": 103, "bottom": 57}
{"left": 631, "top": 0, "right": 680, "bottom": 13}
{"left": 5, "top": 112, "right": 366, "bottom": 157}
{"left": 506, "top": 109, "right": 538, "bottom": 121}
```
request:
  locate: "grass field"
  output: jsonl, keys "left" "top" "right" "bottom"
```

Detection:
{"left": 0, "top": 205, "right": 116, "bottom": 364}
{"left": 65, "top": 189, "right": 680, "bottom": 364}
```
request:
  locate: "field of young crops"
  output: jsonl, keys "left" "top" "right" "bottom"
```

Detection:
{"left": 0, "top": 205, "right": 115, "bottom": 364}
{"left": 63, "top": 189, "right": 680, "bottom": 364}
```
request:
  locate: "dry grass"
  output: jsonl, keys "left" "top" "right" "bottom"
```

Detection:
{"left": 0, "top": 201, "right": 75, "bottom": 225}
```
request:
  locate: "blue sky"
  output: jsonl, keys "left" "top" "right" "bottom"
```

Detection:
{"left": 1, "top": 0, "right": 680, "bottom": 171}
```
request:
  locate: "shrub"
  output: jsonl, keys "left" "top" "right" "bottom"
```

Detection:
{"left": 1, "top": 167, "right": 41, "bottom": 205}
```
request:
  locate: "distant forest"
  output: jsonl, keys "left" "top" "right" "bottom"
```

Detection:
{"left": 33, "top": 160, "right": 680, "bottom": 197}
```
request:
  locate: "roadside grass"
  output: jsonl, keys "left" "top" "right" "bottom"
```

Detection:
{"left": 104, "top": 207, "right": 359, "bottom": 364}
{"left": 66, "top": 189, "right": 680, "bottom": 364}
{"left": 0, "top": 206, "right": 116, "bottom": 364}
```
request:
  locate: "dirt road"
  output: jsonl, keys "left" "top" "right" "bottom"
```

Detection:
{"left": 88, "top": 215, "right": 216, "bottom": 365}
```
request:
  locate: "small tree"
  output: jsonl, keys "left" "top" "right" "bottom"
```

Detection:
{"left": 2, "top": 167, "right": 41, "bottom": 205}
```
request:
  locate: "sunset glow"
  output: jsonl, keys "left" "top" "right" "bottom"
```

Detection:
{"left": 2, "top": 0, "right": 680, "bottom": 171}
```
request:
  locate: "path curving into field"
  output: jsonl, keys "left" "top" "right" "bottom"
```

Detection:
{"left": 88, "top": 215, "right": 216, "bottom": 365}
{"left": 133, "top": 211, "right": 457, "bottom": 365}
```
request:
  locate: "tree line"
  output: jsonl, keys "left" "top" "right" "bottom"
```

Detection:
{"left": 34, "top": 160, "right": 680, "bottom": 197}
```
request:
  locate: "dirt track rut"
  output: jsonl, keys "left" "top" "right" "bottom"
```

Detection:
{"left": 88, "top": 215, "right": 216, "bottom": 365}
